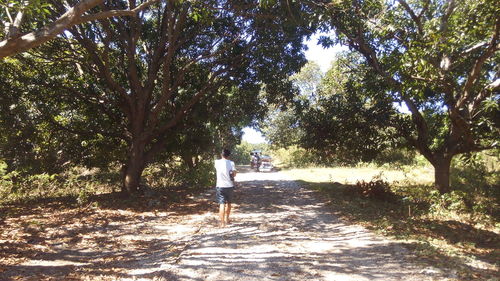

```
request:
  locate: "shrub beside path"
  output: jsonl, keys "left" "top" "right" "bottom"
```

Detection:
{"left": 1, "top": 168, "right": 456, "bottom": 280}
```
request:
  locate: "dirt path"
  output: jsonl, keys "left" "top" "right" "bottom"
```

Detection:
{"left": 1, "top": 168, "right": 455, "bottom": 280}
{"left": 129, "top": 169, "right": 453, "bottom": 281}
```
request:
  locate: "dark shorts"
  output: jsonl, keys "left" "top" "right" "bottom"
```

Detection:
{"left": 215, "top": 187, "right": 234, "bottom": 204}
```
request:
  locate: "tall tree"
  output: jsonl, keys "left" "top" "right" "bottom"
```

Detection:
{"left": 4, "top": 0, "right": 310, "bottom": 194}
{"left": 305, "top": 0, "right": 499, "bottom": 193}
{"left": 300, "top": 52, "right": 396, "bottom": 163}
{"left": 262, "top": 62, "right": 323, "bottom": 148}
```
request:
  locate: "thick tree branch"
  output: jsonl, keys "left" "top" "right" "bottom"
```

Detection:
{"left": 147, "top": 3, "right": 191, "bottom": 130}
{"left": 439, "top": 0, "right": 456, "bottom": 35}
{"left": 0, "top": 0, "right": 159, "bottom": 59}
{"left": 76, "top": 0, "right": 157, "bottom": 24}
{"left": 8, "top": 5, "right": 25, "bottom": 38}
{"left": 71, "top": 29, "right": 133, "bottom": 120}
{"left": 339, "top": 21, "right": 434, "bottom": 158}
{"left": 417, "top": 0, "right": 430, "bottom": 19}
{"left": 142, "top": 1, "right": 177, "bottom": 100}
{"left": 458, "top": 18, "right": 500, "bottom": 109}
{"left": 157, "top": 72, "right": 226, "bottom": 135}
{"left": 397, "top": 0, "right": 423, "bottom": 35}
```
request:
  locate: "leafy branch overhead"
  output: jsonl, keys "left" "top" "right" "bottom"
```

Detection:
{"left": 0, "top": 0, "right": 159, "bottom": 58}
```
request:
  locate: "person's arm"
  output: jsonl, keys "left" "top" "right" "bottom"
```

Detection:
{"left": 230, "top": 161, "right": 237, "bottom": 177}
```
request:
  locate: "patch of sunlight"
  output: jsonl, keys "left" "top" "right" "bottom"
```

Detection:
{"left": 323, "top": 272, "right": 370, "bottom": 281}
{"left": 21, "top": 259, "right": 89, "bottom": 267}
{"left": 152, "top": 224, "right": 194, "bottom": 233}
{"left": 300, "top": 241, "right": 338, "bottom": 251}
{"left": 183, "top": 251, "right": 289, "bottom": 265}
{"left": 284, "top": 167, "right": 433, "bottom": 185}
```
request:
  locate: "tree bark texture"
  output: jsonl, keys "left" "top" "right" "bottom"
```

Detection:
{"left": 431, "top": 155, "right": 453, "bottom": 194}
{"left": 122, "top": 140, "right": 146, "bottom": 194}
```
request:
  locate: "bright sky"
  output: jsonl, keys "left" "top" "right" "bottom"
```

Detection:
{"left": 242, "top": 33, "right": 342, "bottom": 144}
{"left": 304, "top": 33, "right": 347, "bottom": 73}
{"left": 242, "top": 127, "right": 267, "bottom": 144}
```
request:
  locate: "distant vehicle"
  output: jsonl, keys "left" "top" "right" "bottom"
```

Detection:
{"left": 259, "top": 155, "right": 274, "bottom": 172}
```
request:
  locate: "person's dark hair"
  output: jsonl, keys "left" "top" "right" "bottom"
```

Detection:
{"left": 222, "top": 148, "right": 231, "bottom": 158}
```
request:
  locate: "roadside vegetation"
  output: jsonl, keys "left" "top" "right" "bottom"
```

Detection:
{"left": 0, "top": 159, "right": 214, "bottom": 221}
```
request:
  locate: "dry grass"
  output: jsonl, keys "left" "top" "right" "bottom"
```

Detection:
{"left": 284, "top": 165, "right": 434, "bottom": 185}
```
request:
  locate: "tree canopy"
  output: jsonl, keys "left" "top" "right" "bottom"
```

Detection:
{"left": 0, "top": 0, "right": 313, "bottom": 194}
{"left": 300, "top": 0, "right": 499, "bottom": 193}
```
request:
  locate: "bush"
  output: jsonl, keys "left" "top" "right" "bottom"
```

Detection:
{"left": 354, "top": 178, "right": 395, "bottom": 201}
{"left": 449, "top": 151, "right": 500, "bottom": 221}
{"left": 451, "top": 152, "right": 499, "bottom": 194}
{"left": 270, "top": 146, "right": 321, "bottom": 168}
{"left": 0, "top": 162, "right": 117, "bottom": 205}
{"left": 428, "top": 190, "right": 469, "bottom": 216}
{"left": 143, "top": 159, "right": 215, "bottom": 191}
{"left": 373, "top": 148, "right": 417, "bottom": 167}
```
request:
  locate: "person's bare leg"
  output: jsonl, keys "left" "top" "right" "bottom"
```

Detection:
{"left": 225, "top": 203, "right": 232, "bottom": 224}
{"left": 219, "top": 204, "right": 226, "bottom": 227}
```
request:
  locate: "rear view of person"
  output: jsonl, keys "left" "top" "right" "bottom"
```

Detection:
{"left": 214, "top": 149, "right": 237, "bottom": 227}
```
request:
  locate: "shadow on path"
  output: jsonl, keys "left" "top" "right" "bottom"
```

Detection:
{"left": 0, "top": 168, "right": 455, "bottom": 281}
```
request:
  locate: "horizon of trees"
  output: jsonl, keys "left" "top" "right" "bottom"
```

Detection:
{"left": 1, "top": 0, "right": 498, "bottom": 196}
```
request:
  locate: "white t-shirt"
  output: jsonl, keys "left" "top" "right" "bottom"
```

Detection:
{"left": 214, "top": 158, "right": 235, "bottom": 188}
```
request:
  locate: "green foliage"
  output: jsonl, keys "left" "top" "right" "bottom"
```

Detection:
{"left": 0, "top": 0, "right": 54, "bottom": 36}
{"left": 387, "top": 151, "right": 499, "bottom": 223}
{"left": 372, "top": 148, "right": 418, "bottom": 167}
{"left": 295, "top": 0, "right": 500, "bottom": 192}
{"left": 268, "top": 51, "right": 397, "bottom": 164}
{"left": 0, "top": 160, "right": 7, "bottom": 176}
{"left": 428, "top": 190, "right": 469, "bottom": 216}
{"left": 0, "top": 157, "right": 222, "bottom": 206}
{"left": 449, "top": 151, "right": 500, "bottom": 220}
{"left": 261, "top": 62, "right": 322, "bottom": 149}
{"left": 2, "top": 0, "right": 315, "bottom": 194}
{"left": 0, "top": 56, "right": 127, "bottom": 175}
{"left": 269, "top": 146, "right": 320, "bottom": 168}
{"left": 0, "top": 164, "right": 119, "bottom": 205}
{"left": 289, "top": 61, "right": 323, "bottom": 100}
{"left": 231, "top": 141, "right": 269, "bottom": 165}
{"left": 143, "top": 159, "right": 215, "bottom": 191}
{"left": 451, "top": 152, "right": 499, "bottom": 194}
{"left": 262, "top": 109, "right": 305, "bottom": 148}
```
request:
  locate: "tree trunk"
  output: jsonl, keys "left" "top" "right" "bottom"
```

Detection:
{"left": 432, "top": 155, "right": 453, "bottom": 194}
{"left": 181, "top": 153, "right": 195, "bottom": 170}
{"left": 122, "top": 140, "right": 146, "bottom": 194}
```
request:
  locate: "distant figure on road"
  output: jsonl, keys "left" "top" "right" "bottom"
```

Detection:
{"left": 214, "top": 148, "right": 237, "bottom": 227}
{"left": 250, "top": 150, "right": 261, "bottom": 171}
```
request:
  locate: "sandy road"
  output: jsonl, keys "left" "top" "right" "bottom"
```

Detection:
{"left": 149, "top": 169, "right": 452, "bottom": 281}
{"left": 1, "top": 168, "right": 454, "bottom": 281}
